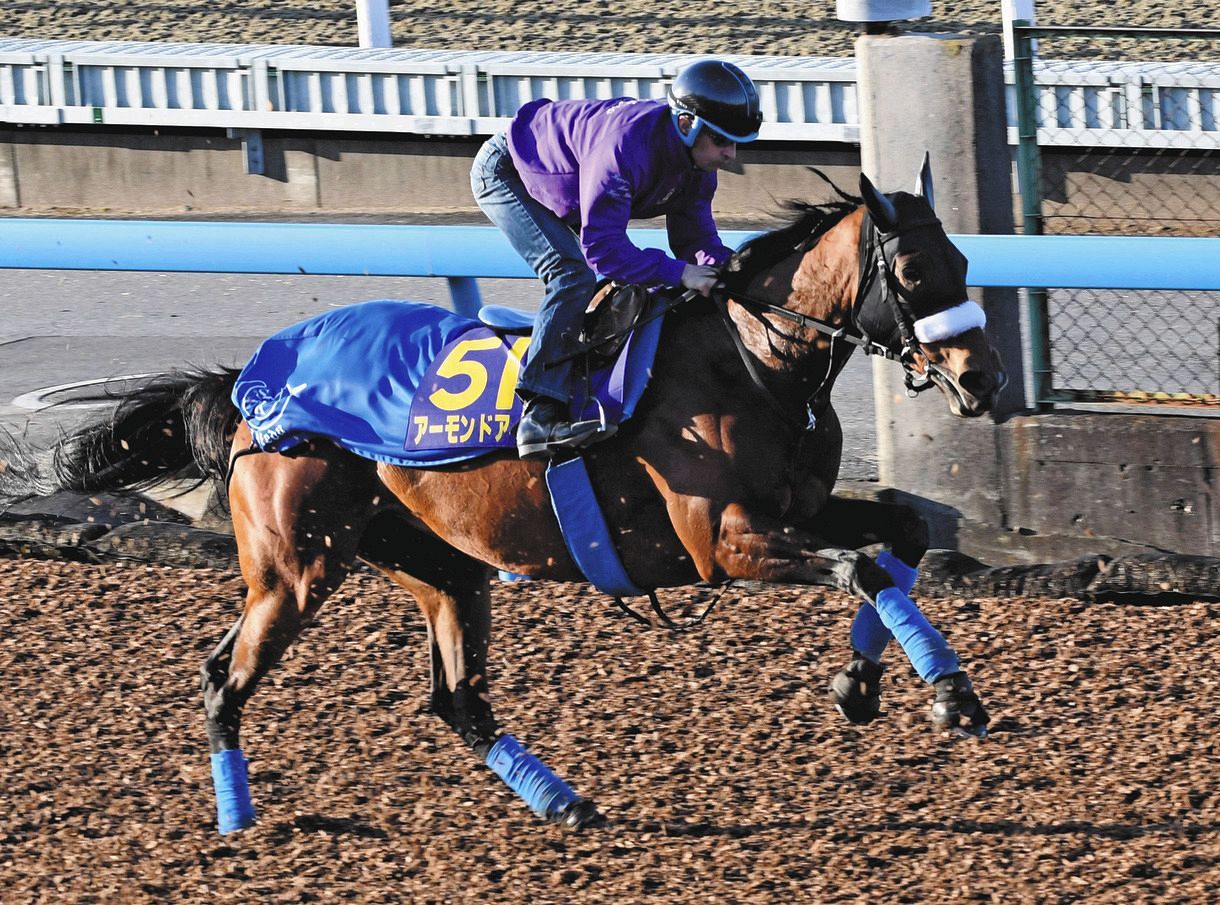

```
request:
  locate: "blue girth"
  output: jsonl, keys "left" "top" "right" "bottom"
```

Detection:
{"left": 545, "top": 456, "right": 646, "bottom": 597}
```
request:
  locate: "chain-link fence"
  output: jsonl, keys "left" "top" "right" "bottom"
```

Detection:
{"left": 1012, "top": 25, "right": 1219, "bottom": 409}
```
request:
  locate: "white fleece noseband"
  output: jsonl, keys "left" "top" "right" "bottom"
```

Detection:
{"left": 913, "top": 300, "right": 986, "bottom": 343}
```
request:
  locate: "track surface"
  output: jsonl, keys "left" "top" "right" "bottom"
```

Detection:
{"left": 3, "top": 560, "right": 1217, "bottom": 903}
{"left": 12, "top": 3, "right": 1216, "bottom": 59}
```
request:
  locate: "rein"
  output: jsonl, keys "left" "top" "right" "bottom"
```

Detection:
{"left": 547, "top": 287, "right": 702, "bottom": 368}
{"left": 715, "top": 287, "right": 899, "bottom": 360}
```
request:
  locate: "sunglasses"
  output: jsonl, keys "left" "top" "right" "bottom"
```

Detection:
{"left": 707, "top": 131, "right": 737, "bottom": 148}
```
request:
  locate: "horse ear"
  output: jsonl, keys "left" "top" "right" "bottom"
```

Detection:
{"left": 860, "top": 172, "right": 899, "bottom": 232}
{"left": 914, "top": 151, "right": 935, "bottom": 210}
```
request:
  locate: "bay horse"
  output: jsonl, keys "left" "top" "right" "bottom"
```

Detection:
{"left": 0, "top": 159, "right": 1006, "bottom": 832}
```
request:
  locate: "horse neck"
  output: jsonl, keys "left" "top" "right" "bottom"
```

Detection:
{"left": 731, "top": 207, "right": 864, "bottom": 402}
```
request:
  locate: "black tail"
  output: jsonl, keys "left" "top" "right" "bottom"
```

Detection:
{"left": 0, "top": 367, "right": 242, "bottom": 505}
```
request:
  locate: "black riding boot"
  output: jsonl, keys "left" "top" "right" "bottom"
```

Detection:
{"left": 516, "top": 396, "right": 607, "bottom": 460}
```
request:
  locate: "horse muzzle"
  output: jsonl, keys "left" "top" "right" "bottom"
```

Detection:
{"left": 927, "top": 347, "right": 1008, "bottom": 417}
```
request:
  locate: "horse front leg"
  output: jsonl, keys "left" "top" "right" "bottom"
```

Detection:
{"left": 706, "top": 502, "right": 988, "bottom": 737}
{"left": 793, "top": 496, "right": 930, "bottom": 726}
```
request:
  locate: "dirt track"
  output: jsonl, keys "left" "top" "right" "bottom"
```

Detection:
{"left": 11, "top": 2, "right": 1218, "bottom": 59}
{"left": 3, "top": 558, "right": 1218, "bottom": 904}
{"left": 4, "top": 4, "right": 1219, "bottom": 903}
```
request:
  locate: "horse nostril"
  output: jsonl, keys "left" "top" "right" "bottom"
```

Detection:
{"left": 958, "top": 370, "right": 996, "bottom": 399}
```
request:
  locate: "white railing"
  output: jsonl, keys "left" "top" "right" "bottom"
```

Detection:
{"left": 1020, "top": 58, "right": 1220, "bottom": 150}
{"left": 2, "top": 37, "right": 1217, "bottom": 148}
{"left": 0, "top": 40, "right": 859, "bottom": 142}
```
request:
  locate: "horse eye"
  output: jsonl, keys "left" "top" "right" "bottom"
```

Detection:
{"left": 901, "top": 264, "right": 922, "bottom": 283}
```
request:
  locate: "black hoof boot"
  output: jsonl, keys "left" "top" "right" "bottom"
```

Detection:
{"left": 828, "top": 653, "right": 884, "bottom": 724}
{"left": 931, "top": 672, "right": 990, "bottom": 738}
{"left": 554, "top": 798, "right": 604, "bottom": 830}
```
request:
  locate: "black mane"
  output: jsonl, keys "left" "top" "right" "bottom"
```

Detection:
{"left": 722, "top": 197, "right": 859, "bottom": 292}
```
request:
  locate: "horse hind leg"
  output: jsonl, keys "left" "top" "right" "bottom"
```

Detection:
{"left": 201, "top": 562, "right": 356, "bottom": 832}
{"left": 394, "top": 573, "right": 602, "bottom": 829}
{"left": 201, "top": 439, "right": 369, "bottom": 834}
{"left": 359, "top": 519, "right": 601, "bottom": 828}
{"left": 200, "top": 614, "right": 254, "bottom": 833}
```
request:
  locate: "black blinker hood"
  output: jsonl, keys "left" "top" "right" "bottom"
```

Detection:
{"left": 852, "top": 212, "right": 908, "bottom": 352}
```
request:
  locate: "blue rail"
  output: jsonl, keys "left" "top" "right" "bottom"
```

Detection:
{"left": 0, "top": 220, "right": 1216, "bottom": 317}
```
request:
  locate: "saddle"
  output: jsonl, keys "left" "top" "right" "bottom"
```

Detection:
{"left": 579, "top": 281, "right": 651, "bottom": 368}
{"left": 478, "top": 281, "right": 651, "bottom": 370}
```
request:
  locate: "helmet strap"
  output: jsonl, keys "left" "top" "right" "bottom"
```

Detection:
{"left": 671, "top": 110, "right": 701, "bottom": 148}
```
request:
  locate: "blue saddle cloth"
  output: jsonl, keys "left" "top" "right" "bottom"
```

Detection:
{"left": 233, "top": 299, "right": 663, "bottom": 467}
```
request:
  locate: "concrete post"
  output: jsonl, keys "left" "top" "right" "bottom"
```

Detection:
{"left": 0, "top": 142, "right": 18, "bottom": 208}
{"left": 357, "top": 0, "right": 393, "bottom": 49}
{"left": 1001, "top": 0, "right": 1037, "bottom": 59}
{"left": 857, "top": 32, "right": 1028, "bottom": 544}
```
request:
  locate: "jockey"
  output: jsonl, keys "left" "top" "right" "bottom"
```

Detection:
{"left": 470, "top": 59, "right": 763, "bottom": 460}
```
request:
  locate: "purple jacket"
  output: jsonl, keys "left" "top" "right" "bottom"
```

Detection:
{"left": 506, "top": 97, "right": 733, "bottom": 286}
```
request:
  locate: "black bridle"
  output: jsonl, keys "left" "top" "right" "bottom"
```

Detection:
{"left": 713, "top": 210, "right": 950, "bottom": 434}
{"left": 853, "top": 211, "right": 947, "bottom": 386}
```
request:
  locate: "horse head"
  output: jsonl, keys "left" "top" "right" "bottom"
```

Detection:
{"left": 857, "top": 156, "right": 1008, "bottom": 417}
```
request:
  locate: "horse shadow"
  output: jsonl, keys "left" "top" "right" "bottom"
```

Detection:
{"left": 609, "top": 812, "right": 1220, "bottom": 843}
{"left": 263, "top": 814, "right": 391, "bottom": 842}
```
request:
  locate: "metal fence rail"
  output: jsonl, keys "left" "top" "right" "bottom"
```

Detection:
{"left": 2, "top": 219, "right": 1215, "bottom": 286}
{"left": 0, "top": 218, "right": 1215, "bottom": 410}
{"left": 1011, "top": 24, "right": 1220, "bottom": 410}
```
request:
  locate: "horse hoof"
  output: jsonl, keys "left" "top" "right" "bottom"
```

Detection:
{"left": 554, "top": 798, "right": 604, "bottom": 830}
{"left": 931, "top": 672, "right": 990, "bottom": 738}
{"left": 828, "top": 654, "right": 884, "bottom": 725}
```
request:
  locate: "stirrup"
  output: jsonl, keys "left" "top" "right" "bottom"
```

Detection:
{"left": 517, "top": 418, "right": 609, "bottom": 460}
{"left": 571, "top": 397, "right": 618, "bottom": 450}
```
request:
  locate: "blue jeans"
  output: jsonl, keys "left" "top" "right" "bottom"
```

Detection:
{"left": 470, "top": 133, "right": 598, "bottom": 402}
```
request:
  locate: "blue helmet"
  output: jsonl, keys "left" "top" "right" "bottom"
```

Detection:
{"left": 667, "top": 60, "right": 763, "bottom": 147}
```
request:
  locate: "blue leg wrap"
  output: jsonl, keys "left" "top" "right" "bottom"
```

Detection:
{"left": 873, "top": 586, "right": 959, "bottom": 683}
{"left": 876, "top": 551, "right": 919, "bottom": 595}
{"left": 210, "top": 749, "right": 256, "bottom": 835}
{"left": 849, "top": 552, "right": 919, "bottom": 662}
{"left": 849, "top": 604, "right": 892, "bottom": 663}
{"left": 486, "top": 734, "right": 580, "bottom": 819}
